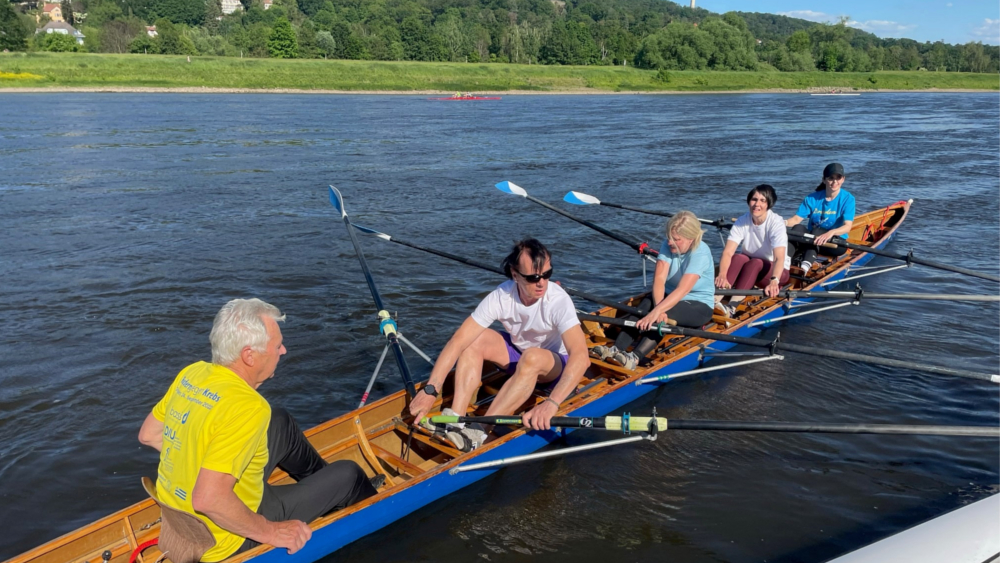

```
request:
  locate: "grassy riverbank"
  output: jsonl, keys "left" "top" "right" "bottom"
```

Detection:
{"left": 1, "top": 52, "right": 997, "bottom": 92}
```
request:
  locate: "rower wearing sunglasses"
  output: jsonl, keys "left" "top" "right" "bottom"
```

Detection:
{"left": 785, "top": 162, "right": 856, "bottom": 275}
{"left": 408, "top": 238, "right": 590, "bottom": 452}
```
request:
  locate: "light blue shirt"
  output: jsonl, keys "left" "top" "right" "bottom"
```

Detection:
{"left": 795, "top": 189, "right": 856, "bottom": 237}
{"left": 657, "top": 239, "right": 716, "bottom": 309}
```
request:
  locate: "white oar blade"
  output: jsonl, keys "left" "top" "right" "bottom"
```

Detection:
{"left": 564, "top": 191, "right": 601, "bottom": 205}
{"left": 495, "top": 181, "right": 527, "bottom": 197}
{"left": 328, "top": 186, "right": 347, "bottom": 218}
{"left": 353, "top": 224, "right": 391, "bottom": 241}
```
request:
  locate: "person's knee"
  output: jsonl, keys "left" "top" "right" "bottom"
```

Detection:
{"left": 515, "top": 349, "right": 553, "bottom": 378}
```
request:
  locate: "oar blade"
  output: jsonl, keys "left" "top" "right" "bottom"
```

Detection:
{"left": 353, "top": 223, "right": 391, "bottom": 241}
{"left": 328, "top": 185, "right": 347, "bottom": 218}
{"left": 564, "top": 191, "right": 601, "bottom": 205}
{"left": 495, "top": 181, "right": 528, "bottom": 197}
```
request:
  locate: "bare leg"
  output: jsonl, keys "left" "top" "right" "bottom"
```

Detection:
{"left": 486, "top": 348, "right": 561, "bottom": 417}
{"left": 450, "top": 329, "right": 510, "bottom": 415}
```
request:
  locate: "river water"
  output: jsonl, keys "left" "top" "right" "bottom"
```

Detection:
{"left": 0, "top": 92, "right": 997, "bottom": 562}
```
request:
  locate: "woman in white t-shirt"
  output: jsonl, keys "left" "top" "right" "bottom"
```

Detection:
{"left": 715, "top": 184, "right": 790, "bottom": 315}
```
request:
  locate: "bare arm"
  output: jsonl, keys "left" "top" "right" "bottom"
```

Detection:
{"left": 191, "top": 468, "right": 312, "bottom": 554}
{"left": 138, "top": 412, "right": 164, "bottom": 452}
{"left": 650, "top": 260, "right": 669, "bottom": 304}
{"left": 521, "top": 325, "right": 589, "bottom": 431}
{"left": 815, "top": 220, "right": 854, "bottom": 245}
{"left": 637, "top": 272, "right": 699, "bottom": 331}
{"left": 785, "top": 215, "right": 804, "bottom": 228}
{"left": 547, "top": 325, "right": 589, "bottom": 405}
{"left": 766, "top": 245, "right": 787, "bottom": 297}
{"left": 408, "top": 316, "right": 487, "bottom": 422}
{"left": 714, "top": 240, "right": 739, "bottom": 289}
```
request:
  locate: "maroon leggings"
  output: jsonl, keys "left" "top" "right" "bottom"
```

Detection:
{"left": 726, "top": 253, "right": 790, "bottom": 289}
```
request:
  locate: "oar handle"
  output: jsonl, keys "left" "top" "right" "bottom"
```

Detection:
{"left": 428, "top": 414, "right": 666, "bottom": 432}
{"left": 787, "top": 233, "right": 840, "bottom": 249}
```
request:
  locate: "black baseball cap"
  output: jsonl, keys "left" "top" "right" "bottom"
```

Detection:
{"left": 823, "top": 163, "right": 845, "bottom": 178}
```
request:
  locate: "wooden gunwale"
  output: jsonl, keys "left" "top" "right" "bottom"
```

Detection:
{"left": 5, "top": 200, "right": 911, "bottom": 563}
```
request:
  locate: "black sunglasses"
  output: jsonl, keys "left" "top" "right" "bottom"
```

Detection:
{"left": 514, "top": 267, "right": 554, "bottom": 283}
{"left": 825, "top": 174, "right": 844, "bottom": 181}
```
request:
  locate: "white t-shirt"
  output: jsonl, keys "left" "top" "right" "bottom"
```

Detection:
{"left": 471, "top": 280, "right": 580, "bottom": 355}
{"left": 727, "top": 209, "right": 791, "bottom": 270}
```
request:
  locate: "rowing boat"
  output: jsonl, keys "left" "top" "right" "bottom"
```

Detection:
{"left": 5, "top": 200, "right": 914, "bottom": 563}
{"left": 427, "top": 96, "right": 502, "bottom": 101}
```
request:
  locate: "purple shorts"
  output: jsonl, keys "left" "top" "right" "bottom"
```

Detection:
{"left": 500, "top": 331, "right": 567, "bottom": 392}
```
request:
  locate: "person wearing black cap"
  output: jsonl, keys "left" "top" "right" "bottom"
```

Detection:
{"left": 784, "top": 162, "right": 856, "bottom": 275}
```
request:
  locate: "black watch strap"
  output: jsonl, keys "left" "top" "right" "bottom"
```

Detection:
{"left": 421, "top": 384, "right": 439, "bottom": 397}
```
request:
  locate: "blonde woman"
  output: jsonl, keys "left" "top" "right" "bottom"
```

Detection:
{"left": 637, "top": 211, "right": 716, "bottom": 330}
{"left": 593, "top": 212, "right": 715, "bottom": 370}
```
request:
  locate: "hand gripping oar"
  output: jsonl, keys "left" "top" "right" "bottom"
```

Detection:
{"left": 786, "top": 232, "right": 1000, "bottom": 283}
{"left": 496, "top": 181, "right": 660, "bottom": 258}
{"left": 329, "top": 186, "right": 417, "bottom": 399}
{"left": 564, "top": 190, "right": 734, "bottom": 228}
{"left": 431, "top": 414, "right": 999, "bottom": 437}
{"left": 576, "top": 313, "right": 1000, "bottom": 384}
{"left": 351, "top": 223, "right": 647, "bottom": 317}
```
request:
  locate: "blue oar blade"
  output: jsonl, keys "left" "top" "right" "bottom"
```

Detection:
{"left": 328, "top": 186, "right": 347, "bottom": 218}
{"left": 353, "top": 223, "right": 391, "bottom": 241}
{"left": 564, "top": 191, "right": 600, "bottom": 206}
{"left": 495, "top": 181, "right": 528, "bottom": 197}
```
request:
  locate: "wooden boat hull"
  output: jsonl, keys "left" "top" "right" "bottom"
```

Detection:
{"left": 6, "top": 201, "right": 911, "bottom": 563}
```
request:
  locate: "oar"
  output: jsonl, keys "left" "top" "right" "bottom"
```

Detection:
{"left": 576, "top": 313, "right": 1000, "bottom": 384}
{"left": 495, "top": 181, "right": 659, "bottom": 257}
{"left": 564, "top": 190, "right": 733, "bottom": 228}
{"left": 715, "top": 287, "right": 1000, "bottom": 302}
{"left": 329, "top": 186, "right": 418, "bottom": 399}
{"left": 430, "top": 414, "right": 999, "bottom": 437}
{"left": 351, "top": 223, "right": 647, "bottom": 317}
{"left": 787, "top": 232, "right": 1000, "bottom": 283}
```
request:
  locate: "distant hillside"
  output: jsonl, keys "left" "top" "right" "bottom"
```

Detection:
{"left": 2, "top": 0, "right": 997, "bottom": 73}
{"left": 737, "top": 11, "right": 832, "bottom": 42}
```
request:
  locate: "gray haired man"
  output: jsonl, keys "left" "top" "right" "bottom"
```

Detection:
{"left": 139, "top": 298, "right": 375, "bottom": 561}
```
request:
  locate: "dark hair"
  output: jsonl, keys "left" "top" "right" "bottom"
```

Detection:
{"left": 501, "top": 238, "right": 551, "bottom": 279}
{"left": 747, "top": 184, "right": 777, "bottom": 210}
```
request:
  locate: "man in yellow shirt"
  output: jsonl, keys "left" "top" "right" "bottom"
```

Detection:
{"left": 138, "top": 298, "right": 376, "bottom": 561}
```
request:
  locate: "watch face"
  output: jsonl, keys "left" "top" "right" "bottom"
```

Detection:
{"left": 424, "top": 385, "right": 437, "bottom": 396}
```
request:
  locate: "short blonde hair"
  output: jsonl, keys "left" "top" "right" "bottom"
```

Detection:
{"left": 665, "top": 211, "right": 704, "bottom": 251}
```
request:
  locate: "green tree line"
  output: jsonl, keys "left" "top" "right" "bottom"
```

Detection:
{"left": 2, "top": 0, "right": 998, "bottom": 73}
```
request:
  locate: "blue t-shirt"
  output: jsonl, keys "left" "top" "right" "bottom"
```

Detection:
{"left": 795, "top": 189, "right": 856, "bottom": 237}
{"left": 656, "top": 239, "right": 716, "bottom": 309}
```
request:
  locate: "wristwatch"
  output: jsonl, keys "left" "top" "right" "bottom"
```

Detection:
{"left": 421, "top": 384, "right": 439, "bottom": 398}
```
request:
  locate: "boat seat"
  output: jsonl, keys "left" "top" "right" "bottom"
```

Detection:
{"left": 141, "top": 477, "right": 217, "bottom": 563}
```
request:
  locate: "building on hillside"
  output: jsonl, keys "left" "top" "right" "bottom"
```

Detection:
{"left": 220, "top": 0, "right": 241, "bottom": 15}
{"left": 42, "top": 3, "right": 63, "bottom": 22}
{"left": 146, "top": 25, "right": 157, "bottom": 37}
{"left": 262, "top": 0, "right": 272, "bottom": 9}
{"left": 38, "top": 20, "right": 84, "bottom": 44}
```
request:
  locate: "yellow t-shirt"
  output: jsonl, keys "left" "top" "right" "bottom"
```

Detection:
{"left": 151, "top": 361, "right": 271, "bottom": 562}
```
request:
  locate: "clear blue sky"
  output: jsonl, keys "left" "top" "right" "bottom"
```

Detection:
{"left": 693, "top": 0, "right": 1000, "bottom": 45}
